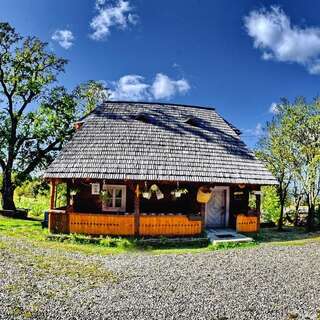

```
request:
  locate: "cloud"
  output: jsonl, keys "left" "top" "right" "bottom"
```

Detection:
{"left": 269, "top": 102, "right": 279, "bottom": 114}
{"left": 90, "top": 0, "right": 138, "bottom": 40}
{"left": 109, "top": 73, "right": 190, "bottom": 101}
{"left": 51, "top": 30, "right": 74, "bottom": 49}
{"left": 109, "top": 75, "right": 150, "bottom": 100}
{"left": 244, "top": 6, "right": 320, "bottom": 74}
{"left": 151, "top": 73, "right": 190, "bottom": 99}
{"left": 243, "top": 123, "right": 263, "bottom": 137}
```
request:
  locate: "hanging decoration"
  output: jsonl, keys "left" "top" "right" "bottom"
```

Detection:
{"left": 171, "top": 182, "right": 188, "bottom": 199}
{"left": 196, "top": 186, "right": 213, "bottom": 203}
{"left": 150, "top": 184, "right": 164, "bottom": 200}
{"left": 141, "top": 183, "right": 164, "bottom": 200}
{"left": 142, "top": 182, "right": 152, "bottom": 199}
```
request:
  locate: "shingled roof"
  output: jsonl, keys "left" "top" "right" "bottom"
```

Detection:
{"left": 44, "top": 101, "right": 277, "bottom": 185}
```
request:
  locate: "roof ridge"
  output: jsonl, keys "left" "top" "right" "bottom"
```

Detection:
{"left": 104, "top": 100, "right": 216, "bottom": 111}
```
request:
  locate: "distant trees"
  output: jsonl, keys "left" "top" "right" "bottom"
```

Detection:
{"left": 0, "top": 22, "right": 108, "bottom": 211}
{"left": 256, "top": 98, "right": 320, "bottom": 231}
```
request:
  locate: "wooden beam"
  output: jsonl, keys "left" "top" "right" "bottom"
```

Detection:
{"left": 134, "top": 184, "right": 140, "bottom": 236}
{"left": 50, "top": 179, "right": 56, "bottom": 210}
{"left": 256, "top": 193, "right": 261, "bottom": 214}
{"left": 200, "top": 204, "right": 205, "bottom": 233}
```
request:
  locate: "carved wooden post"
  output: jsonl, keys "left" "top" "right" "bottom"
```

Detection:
{"left": 255, "top": 191, "right": 261, "bottom": 232}
{"left": 134, "top": 183, "right": 140, "bottom": 236}
{"left": 200, "top": 204, "right": 206, "bottom": 233}
{"left": 50, "top": 179, "right": 56, "bottom": 210}
{"left": 66, "top": 182, "right": 71, "bottom": 210}
{"left": 256, "top": 193, "right": 261, "bottom": 214}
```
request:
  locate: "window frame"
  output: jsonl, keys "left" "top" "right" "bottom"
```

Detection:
{"left": 101, "top": 184, "right": 127, "bottom": 212}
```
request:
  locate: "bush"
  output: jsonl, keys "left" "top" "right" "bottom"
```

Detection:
{"left": 261, "top": 186, "right": 281, "bottom": 223}
{"left": 15, "top": 195, "right": 48, "bottom": 217}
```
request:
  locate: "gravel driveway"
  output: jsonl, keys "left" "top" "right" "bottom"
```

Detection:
{"left": 0, "top": 237, "right": 320, "bottom": 320}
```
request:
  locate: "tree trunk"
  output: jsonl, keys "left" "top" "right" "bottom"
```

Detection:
{"left": 1, "top": 170, "right": 16, "bottom": 211}
{"left": 293, "top": 196, "right": 302, "bottom": 226}
{"left": 306, "top": 202, "right": 315, "bottom": 232}
{"left": 277, "top": 201, "right": 284, "bottom": 231}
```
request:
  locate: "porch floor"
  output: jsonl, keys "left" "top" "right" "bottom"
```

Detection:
{"left": 206, "top": 228, "right": 253, "bottom": 244}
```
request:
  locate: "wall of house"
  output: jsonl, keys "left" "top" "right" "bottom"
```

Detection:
{"left": 69, "top": 180, "right": 201, "bottom": 214}
{"left": 67, "top": 179, "right": 256, "bottom": 225}
{"left": 140, "top": 183, "right": 201, "bottom": 214}
{"left": 71, "top": 180, "right": 135, "bottom": 213}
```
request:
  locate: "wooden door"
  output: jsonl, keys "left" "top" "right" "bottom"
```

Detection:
{"left": 206, "top": 189, "right": 226, "bottom": 228}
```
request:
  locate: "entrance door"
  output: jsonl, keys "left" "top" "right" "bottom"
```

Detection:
{"left": 206, "top": 188, "right": 228, "bottom": 228}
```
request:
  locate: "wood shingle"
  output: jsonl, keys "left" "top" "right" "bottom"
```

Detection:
{"left": 44, "top": 101, "right": 277, "bottom": 185}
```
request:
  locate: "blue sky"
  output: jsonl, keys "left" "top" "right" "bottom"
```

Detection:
{"left": 1, "top": 0, "right": 320, "bottom": 147}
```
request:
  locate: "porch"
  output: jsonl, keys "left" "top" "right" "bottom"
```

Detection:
{"left": 47, "top": 179, "right": 261, "bottom": 237}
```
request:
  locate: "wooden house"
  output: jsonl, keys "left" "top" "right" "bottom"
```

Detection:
{"left": 44, "top": 101, "right": 277, "bottom": 236}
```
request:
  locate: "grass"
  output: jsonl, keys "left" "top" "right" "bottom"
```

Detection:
{"left": 1, "top": 215, "right": 320, "bottom": 257}
{"left": 251, "top": 226, "right": 320, "bottom": 246}
{"left": 14, "top": 195, "right": 49, "bottom": 218}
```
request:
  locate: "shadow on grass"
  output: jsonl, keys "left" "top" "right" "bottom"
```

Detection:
{"left": 249, "top": 227, "right": 320, "bottom": 245}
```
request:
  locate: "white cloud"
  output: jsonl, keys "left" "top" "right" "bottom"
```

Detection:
{"left": 244, "top": 6, "right": 320, "bottom": 74}
{"left": 51, "top": 30, "right": 74, "bottom": 49}
{"left": 269, "top": 102, "right": 279, "bottom": 114}
{"left": 109, "top": 75, "right": 150, "bottom": 100}
{"left": 254, "top": 123, "right": 263, "bottom": 136}
{"left": 90, "top": 0, "right": 138, "bottom": 40}
{"left": 243, "top": 123, "right": 263, "bottom": 137}
{"left": 151, "top": 73, "right": 190, "bottom": 100}
{"left": 109, "top": 73, "right": 191, "bottom": 101}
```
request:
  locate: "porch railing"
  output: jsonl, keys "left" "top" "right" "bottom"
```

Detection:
{"left": 48, "top": 210, "right": 202, "bottom": 236}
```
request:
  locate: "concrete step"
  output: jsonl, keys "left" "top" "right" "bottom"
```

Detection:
{"left": 206, "top": 228, "right": 253, "bottom": 244}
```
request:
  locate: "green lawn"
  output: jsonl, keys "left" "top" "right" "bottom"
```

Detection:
{"left": 1, "top": 215, "right": 320, "bottom": 256}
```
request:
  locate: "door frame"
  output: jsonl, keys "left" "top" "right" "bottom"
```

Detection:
{"left": 205, "top": 186, "right": 230, "bottom": 228}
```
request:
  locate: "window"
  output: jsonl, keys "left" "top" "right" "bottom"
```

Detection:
{"left": 101, "top": 185, "right": 126, "bottom": 212}
{"left": 184, "top": 117, "right": 201, "bottom": 127}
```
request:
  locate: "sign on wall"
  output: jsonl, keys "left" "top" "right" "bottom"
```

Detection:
{"left": 91, "top": 183, "right": 100, "bottom": 195}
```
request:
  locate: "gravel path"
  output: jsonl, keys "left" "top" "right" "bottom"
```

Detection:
{"left": 0, "top": 237, "right": 320, "bottom": 320}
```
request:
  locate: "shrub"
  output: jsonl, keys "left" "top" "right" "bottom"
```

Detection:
{"left": 261, "top": 186, "right": 281, "bottom": 223}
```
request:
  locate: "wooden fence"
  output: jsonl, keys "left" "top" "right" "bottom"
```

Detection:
{"left": 48, "top": 211, "right": 202, "bottom": 236}
{"left": 236, "top": 214, "right": 260, "bottom": 233}
{"left": 139, "top": 215, "right": 201, "bottom": 236}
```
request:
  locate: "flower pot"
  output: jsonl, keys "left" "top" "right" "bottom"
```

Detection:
{"left": 142, "top": 192, "right": 151, "bottom": 199}
{"left": 196, "top": 186, "right": 212, "bottom": 203}
{"left": 174, "top": 191, "right": 182, "bottom": 198}
{"left": 156, "top": 190, "right": 164, "bottom": 200}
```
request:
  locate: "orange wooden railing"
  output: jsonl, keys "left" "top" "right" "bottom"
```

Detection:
{"left": 236, "top": 214, "right": 260, "bottom": 233}
{"left": 48, "top": 211, "right": 202, "bottom": 237}
{"left": 69, "top": 212, "right": 134, "bottom": 236}
{"left": 139, "top": 215, "right": 202, "bottom": 236}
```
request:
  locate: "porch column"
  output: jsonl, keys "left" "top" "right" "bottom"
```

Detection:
{"left": 255, "top": 193, "right": 261, "bottom": 214}
{"left": 50, "top": 179, "right": 56, "bottom": 210}
{"left": 255, "top": 190, "right": 261, "bottom": 232}
{"left": 200, "top": 204, "right": 205, "bottom": 232}
{"left": 134, "top": 190, "right": 140, "bottom": 236}
{"left": 66, "top": 183, "right": 71, "bottom": 209}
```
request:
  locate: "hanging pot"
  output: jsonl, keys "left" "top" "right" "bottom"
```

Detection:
{"left": 197, "top": 186, "right": 213, "bottom": 203}
{"left": 174, "top": 191, "right": 182, "bottom": 198}
{"left": 142, "top": 191, "right": 151, "bottom": 199}
{"left": 156, "top": 190, "right": 164, "bottom": 200}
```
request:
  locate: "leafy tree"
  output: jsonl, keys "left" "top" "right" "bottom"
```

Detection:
{"left": 261, "top": 186, "right": 281, "bottom": 224}
{"left": 74, "top": 80, "right": 109, "bottom": 115}
{"left": 0, "top": 23, "right": 108, "bottom": 211}
{"left": 280, "top": 98, "right": 320, "bottom": 231}
{"left": 256, "top": 103, "right": 292, "bottom": 230}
